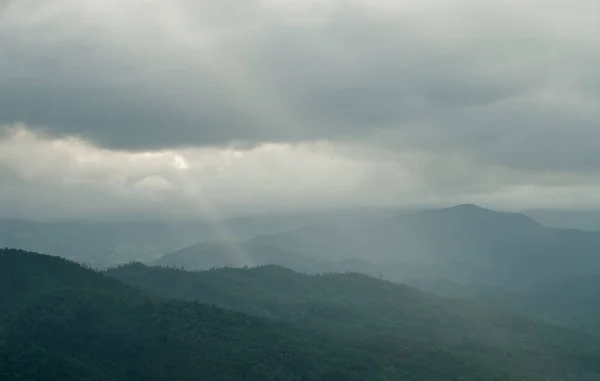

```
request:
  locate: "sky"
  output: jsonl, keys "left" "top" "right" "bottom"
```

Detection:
{"left": 1, "top": 0, "right": 599, "bottom": 220}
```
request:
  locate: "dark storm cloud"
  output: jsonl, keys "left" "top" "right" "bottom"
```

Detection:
{"left": 1, "top": 0, "right": 599, "bottom": 174}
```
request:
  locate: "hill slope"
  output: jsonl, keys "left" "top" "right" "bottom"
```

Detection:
{"left": 1, "top": 248, "right": 529, "bottom": 381}
{"left": 108, "top": 262, "right": 600, "bottom": 380}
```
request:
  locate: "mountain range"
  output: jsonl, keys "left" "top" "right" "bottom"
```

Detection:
{"left": 0, "top": 208, "right": 401, "bottom": 267}
{"left": 7, "top": 205, "right": 600, "bottom": 272}
{"left": 6, "top": 203, "right": 600, "bottom": 379}
{"left": 154, "top": 204, "right": 600, "bottom": 289}
{"left": 1, "top": 248, "right": 544, "bottom": 381}
{"left": 106, "top": 261, "right": 600, "bottom": 380}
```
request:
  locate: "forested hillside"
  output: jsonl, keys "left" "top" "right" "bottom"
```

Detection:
{"left": 411, "top": 275, "right": 600, "bottom": 337}
{"left": 0, "top": 249, "right": 532, "bottom": 381}
{"left": 107, "top": 262, "right": 600, "bottom": 380}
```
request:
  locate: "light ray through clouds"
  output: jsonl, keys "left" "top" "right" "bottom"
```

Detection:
{"left": 10, "top": 0, "right": 307, "bottom": 263}
{"left": 167, "top": 151, "right": 253, "bottom": 266}
{"left": 0, "top": 124, "right": 369, "bottom": 264}
{"left": 157, "top": 0, "right": 391, "bottom": 265}
{"left": 1, "top": 124, "right": 254, "bottom": 261}
{"left": 128, "top": 1, "right": 320, "bottom": 264}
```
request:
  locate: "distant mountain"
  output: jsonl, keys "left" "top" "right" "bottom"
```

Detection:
{"left": 108, "top": 262, "right": 600, "bottom": 380}
{"left": 0, "top": 208, "right": 405, "bottom": 267}
{"left": 154, "top": 204, "right": 600, "bottom": 289}
{"left": 0, "top": 219, "right": 207, "bottom": 267}
{"left": 527, "top": 209, "right": 600, "bottom": 231}
{"left": 256, "top": 203, "right": 544, "bottom": 260}
{"left": 153, "top": 240, "right": 319, "bottom": 272}
{"left": 3, "top": 248, "right": 526, "bottom": 381}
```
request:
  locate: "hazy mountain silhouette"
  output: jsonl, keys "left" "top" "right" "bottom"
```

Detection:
{"left": 155, "top": 204, "right": 600, "bottom": 289}
{"left": 527, "top": 209, "right": 600, "bottom": 231}
{"left": 0, "top": 208, "right": 406, "bottom": 267}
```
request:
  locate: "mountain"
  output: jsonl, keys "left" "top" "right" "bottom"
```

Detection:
{"left": 154, "top": 204, "right": 600, "bottom": 289}
{"left": 523, "top": 274, "right": 600, "bottom": 334}
{"left": 499, "top": 274, "right": 600, "bottom": 336}
{"left": 0, "top": 219, "right": 207, "bottom": 267}
{"left": 403, "top": 273, "right": 600, "bottom": 338}
{"left": 1, "top": 248, "right": 532, "bottom": 381}
{"left": 0, "top": 208, "right": 406, "bottom": 267}
{"left": 402, "top": 277, "right": 521, "bottom": 300}
{"left": 527, "top": 209, "right": 600, "bottom": 231}
{"left": 108, "top": 262, "right": 600, "bottom": 380}
{"left": 254, "top": 203, "right": 545, "bottom": 263}
{"left": 153, "top": 240, "right": 319, "bottom": 272}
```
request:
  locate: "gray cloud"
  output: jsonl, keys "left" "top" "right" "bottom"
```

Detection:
{"left": 2, "top": 0, "right": 600, "bottom": 218}
{"left": 4, "top": 125, "right": 600, "bottom": 221}
{"left": 2, "top": 1, "right": 598, "bottom": 154}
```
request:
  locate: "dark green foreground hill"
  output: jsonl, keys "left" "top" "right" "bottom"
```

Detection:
{"left": 108, "top": 263, "right": 600, "bottom": 380}
{"left": 0, "top": 249, "right": 532, "bottom": 381}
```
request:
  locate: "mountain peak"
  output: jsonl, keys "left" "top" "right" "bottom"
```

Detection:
{"left": 419, "top": 203, "right": 497, "bottom": 217}
{"left": 438, "top": 204, "right": 521, "bottom": 216}
{"left": 442, "top": 203, "right": 493, "bottom": 214}
{"left": 449, "top": 203, "right": 488, "bottom": 210}
{"left": 414, "top": 203, "right": 543, "bottom": 231}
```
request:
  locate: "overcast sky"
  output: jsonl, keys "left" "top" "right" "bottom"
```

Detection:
{"left": 1, "top": 0, "right": 599, "bottom": 220}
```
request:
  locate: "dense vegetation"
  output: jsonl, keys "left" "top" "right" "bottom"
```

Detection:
{"left": 6, "top": 205, "right": 600, "bottom": 380}
{"left": 412, "top": 275, "right": 600, "bottom": 336}
{"left": 107, "top": 263, "right": 600, "bottom": 380}
{"left": 1, "top": 249, "right": 536, "bottom": 381}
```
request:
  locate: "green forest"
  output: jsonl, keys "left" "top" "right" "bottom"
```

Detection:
{"left": 0, "top": 248, "right": 540, "bottom": 381}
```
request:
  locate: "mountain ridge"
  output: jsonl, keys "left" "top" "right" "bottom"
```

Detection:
{"left": 4, "top": 248, "right": 526, "bottom": 381}
{"left": 153, "top": 204, "right": 600, "bottom": 288}
{"left": 106, "top": 261, "right": 600, "bottom": 380}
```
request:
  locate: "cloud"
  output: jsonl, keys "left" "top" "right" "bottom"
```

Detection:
{"left": 4, "top": 125, "right": 600, "bottom": 220}
{"left": 2, "top": 0, "right": 600, "bottom": 218}
{"left": 2, "top": 1, "right": 598, "bottom": 152}
{"left": 0, "top": 125, "right": 380, "bottom": 219}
